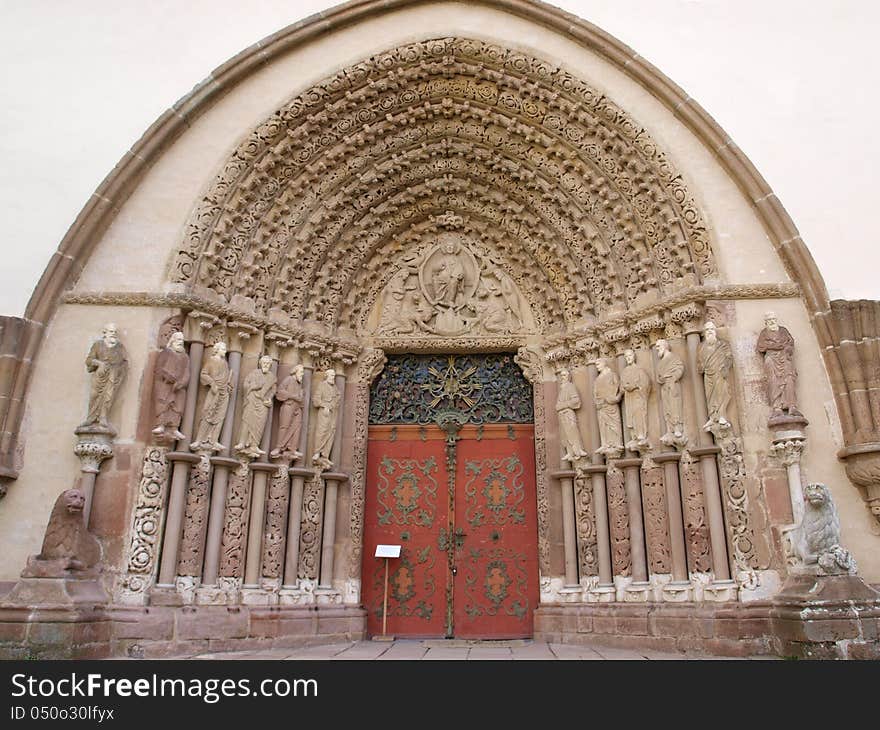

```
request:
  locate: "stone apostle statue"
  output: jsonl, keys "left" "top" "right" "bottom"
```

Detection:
{"left": 620, "top": 349, "right": 651, "bottom": 451}
{"left": 593, "top": 358, "right": 623, "bottom": 458}
{"left": 271, "top": 364, "right": 305, "bottom": 461}
{"left": 697, "top": 321, "right": 734, "bottom": 431}
{"left": 756, "top": 311, "right": 802, "bottom": 419}
{"left": 234, "top": 355, "right": 277, "bottom": 459}
{"left": 555, "top": 368, "right": 589, "bottom": 463}
{"left": 151, "top": 331, "right": 190, "bottom": 441}
{"left": 79, "top": 323, "right": 128, "bottom": 432}
{"left": 655, "top": 339, "right": 687, "bottom": 448}
{"left": 312, "top": 369, "right": 341, "bottom": 470}
{"left": 191, "top": 341, "right": 232, "bottom": 453}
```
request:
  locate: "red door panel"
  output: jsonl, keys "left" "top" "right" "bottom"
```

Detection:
{"left": 453, "top": 424, "right": 538, "bottom": 639}
{"left": 363, "top": 425, "right": 448, "bottom": 638}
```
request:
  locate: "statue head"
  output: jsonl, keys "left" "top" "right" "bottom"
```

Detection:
{"left": 212, "top": 341, "right": 227, "bottom": 358}
{"left": 654, "top": 339, "right": 669, "bottom": 358}
{"left": 443, "top": 241, "right": 458, "bottom": 255}
{"left": 292, "top": 364, "right": 305, "bottom": 382}
{"left": 704, "top": 321, "right": 718, "bottom": 344}
{"left": 623, "top": 349, "right": 636, "bottom": 365}
{"left": 62, "top": 488, "right": 86, "bottom": 515}
{"left": 804, "top": 483, "right": 830, "bottom": 507}
{"left": 764, "top": 311, "right": 779, "bottom": 332}
{"left": 596, "top": 358, "right": 608, "bottom": 374}
{"left": 168, "top": 331, "right": 185, "bottom": 353}
{"left": 558, "top": 368, "right": 571, "bottom": 383}
{"left": 259, "top": 355, "right": 273, "bottom": 373}
{"left": 325, "top": 368, "right": 336, "bottom": 384}
{"left": 102, "top": 323, "right": 119, "bottom": 348}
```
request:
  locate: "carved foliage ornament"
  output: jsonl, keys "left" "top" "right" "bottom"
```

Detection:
{"left": 173, "top": 38, "right": 715, "bottom": 334}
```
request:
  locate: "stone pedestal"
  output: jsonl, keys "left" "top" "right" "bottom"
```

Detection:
{"left": 3, "top": 574, "right": 108, "bottom": 607}
{"left": 770, "top": 574, "right": 880, "bottom": 659}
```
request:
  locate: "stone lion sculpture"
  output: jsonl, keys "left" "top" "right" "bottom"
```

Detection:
{"left": 800, "top": 483, "right": 857, "bottom": 575}
{"left": 21, "top": 488, "right": 101, "bottom": 576}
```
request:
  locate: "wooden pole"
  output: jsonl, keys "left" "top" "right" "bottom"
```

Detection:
{"left": 382, "top": 557, "right": 389, "bottom": 637}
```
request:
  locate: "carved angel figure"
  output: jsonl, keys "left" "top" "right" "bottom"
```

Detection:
{"left": 191, "top": 341, "right": 233, "bottom": 453}
{"left": 234, "top": 355, "right": 277, "bottom": 459}
{"left": 593, "top": 358, "right": 623, "bottom": 458}
{"left": 698, "top": 321, "right": 733, "bottom": 431}
{"left": 312, "top": 369, "right": 341, "bottom": 470}
{"left": 151, "top": 331, "right": 190, "bottom": 441}
{"left": 22, "top": 489, "right": 101, "bottom": 576}
{"left": 556, "top": 368, "right": 589, "bottom": 463}
{"left": 271, "top": 364, "right": 305, "bottom": 461}
{"left": 79, "top": 323, "right": 128, "bottom": 431}
{"left": 800, "top": 483, "right": 857, "bottom": 575}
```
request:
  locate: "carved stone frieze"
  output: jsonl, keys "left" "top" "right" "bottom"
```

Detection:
{"left": 533, "top": 380, "right": 551, "bottom": 576}
{"left": 261, "top": 465, "right": 290, "bottom": 580}
{"left": 681, "top": 451, "right": 712, "bottom": 573}
{"left": 297, "top": 475, "right": 324, "bottom": 580}
{"left": 574, "top": 474, "right": 598, "bottom": 577}
{"left": 177, "top": 454, "right": 212, "bottom": 577}
{"left": 606, "top": 464, "right": 631, "bottom": 577}
{"left": 641, "top": 459, "right": 672, "bottom": 574}
{"left": 218, "top": 463, "right": 252, "bottom": 578}
{"left": 716, "top": 435, "right": 762, "bottom": 572}
{"left": 348, "top": 383, "right": 370, "bottom": 580}
{"left": 170, "top": 38, "right": 719, "bottom": 334}
{"left": 118, "top": 447, "right": 169, "bottom": 604}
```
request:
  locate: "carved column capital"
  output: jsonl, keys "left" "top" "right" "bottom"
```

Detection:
{"left": 226, "top": 321, "right": 258, "bottom": 353}
{"left": 74, "top": 434, "right": 115, "bottom": 474}
{"left": 183, "top": 310, "right": 220, "bottom": 343}
{"left": 771, "top": 438, "right": 806, "bottom": 467}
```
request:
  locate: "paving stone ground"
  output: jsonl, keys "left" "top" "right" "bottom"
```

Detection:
{"left": 185, "top": 639, "right": 772, "bottom": 660}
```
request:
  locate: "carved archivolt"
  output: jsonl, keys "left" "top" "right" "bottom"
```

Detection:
{"left": 172, "top": 37, "right": 716, "bottom": 335}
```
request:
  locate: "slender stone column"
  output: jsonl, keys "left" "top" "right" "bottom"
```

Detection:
{"left": 243, "top": 356, "right": 278, "bottom": 588}
{"left": 201, "top": 329, "right": 248, "bottom": 588}
{"left": 655, "top": 453, "right": 688, "bottom": 583}
{"left": 650, "top": 344, "right": 689, "bottom": 586}
{"left": 319, "top": 370, "right": 347, "bottom": 588}
{"left": 283, "top": 363, "right": 313, "bottom": 587}
{"left": 583, "top": 362, "right": 614, "bottom": 590}
{"left": 771, "top": 437, "right": 807, "bottom": 527}
{"left": 557, "top": 470, "right": 579, "bottom": 586}
{"left": 155, "top": 313, "right": 208, "bottom": 587}
{"left": 618, "top": 458, "right": 648, "bottom": 582}
{"left": 685, "top": 330, "right": 731, "bottom": 581}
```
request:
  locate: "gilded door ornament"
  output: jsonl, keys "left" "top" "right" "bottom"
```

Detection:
{"left": 369, "top": 354, "right": 533, "bottom": 425}
{"left": 376, "top": 456, "right": 438, "bottom": 527}
{"left": 463, "top": 456, "right": 526, "bottom": 527}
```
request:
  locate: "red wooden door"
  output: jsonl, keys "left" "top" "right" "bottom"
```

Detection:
{"left": 453, "top": 424, "right": 538, "bottom": 639}
{"left": 363, "top": 425, "right": 448, "bottom": 638}
{"left": 363, "top": 423, "right": 538, "bottom": 638}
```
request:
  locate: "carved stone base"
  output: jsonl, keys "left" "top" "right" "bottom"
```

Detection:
{"left": 240, "top": 588, "right": 278, "bottom": 606}
{"left": 279, "top": 580, "right": 316, "bottom": 606}
{"left": 622, "top": 581, "right": 652, "bottom": 603}
{"left": 557, "top": 586, "right": 583, "bottom": 603}
{"left": 770, "top": 574, "right": 880, "bottom": 659}
{"left": 661, "top": 581, "right": 694, "bottom": 603}
{"left": 2, "top": 575, "right": 108, "bottom": 607}
{"left": 174, "top": 576, "right": 199, "bottom": 605}
{"left": 315, "top": 587, "right": 343, "bottom": 606}
{"left": 195, "top": 584, "right": 227, "bottom": 606}
{"left": 702, "top": 579, "right": 738, "bottom": 602}
{"left": 148, "top": 584, "right": 184, "bottom": 607}
{"left": 585, "top": 584, "right": 616, "bottom": 603}
{"left": 539, "top": 576, "right": 565, "bottom": 604}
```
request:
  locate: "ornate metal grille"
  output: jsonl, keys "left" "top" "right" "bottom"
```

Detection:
{"left": 369, "top": 354, "right": 533, "bottom": 425}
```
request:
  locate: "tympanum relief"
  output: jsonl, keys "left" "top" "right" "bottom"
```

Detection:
{"left": 374, "top": 231, "right": 530, "bottom": 338}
